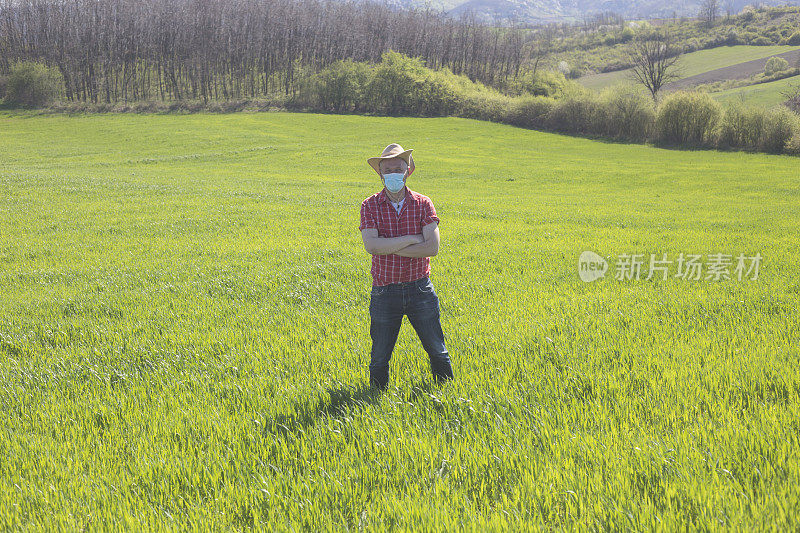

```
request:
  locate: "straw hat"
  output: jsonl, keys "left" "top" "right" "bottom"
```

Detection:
{"left": 367, "top": 143, "right": 415, "bottom": 178}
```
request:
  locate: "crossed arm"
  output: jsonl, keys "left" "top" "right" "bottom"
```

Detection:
{"left": 360, "top": 222, "right": 439, "bottom": 258}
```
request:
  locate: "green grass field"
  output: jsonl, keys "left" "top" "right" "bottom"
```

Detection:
{"left": 1, "top": 110, "right": 799, "bottom": 529}
{"left": 578, "top": 45, "right": 800, "bottom": 90}
{"left": 712, "top": 73, "right": 800, "bottom": 107}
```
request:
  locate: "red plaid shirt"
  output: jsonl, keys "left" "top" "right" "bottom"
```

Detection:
{"left": 359, "top": 187, "right": 440, "bottom": 286}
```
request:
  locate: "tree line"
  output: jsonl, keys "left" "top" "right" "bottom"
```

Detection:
{"left": 0, "top": 0, "right": 543, "bottom": 103}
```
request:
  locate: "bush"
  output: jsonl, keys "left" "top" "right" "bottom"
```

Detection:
{"left": 716, "top": 104, "right": 765, "bottom": 149}
{"left": 752, "top": 36, "right": 773, "bottom": 46}
{"left": 740, "top": 31, "right": 759, "bottom": 44}
{"left": 364, "top": 51, "right": 429, "bottom": 115}
{"left": 785, "top": 130, "right": 800, "bottom": 155}
{"left": 308, "top": 59, "right": 371, "bottom": 113}
{"left": 685, "top": 38, "right": 702, "bottom": 52}
{"left": 620, "top": 27, "right": 635, "bottom": 43}
{"left": 459, "top": 90, "right": 512, "bottom": 122}
{"left": 411, "top": 68, "right": 464, "bottom": 117}
{"left": 288, "top": 50, "right": 513, "bottom": 120}
{"left": 504, "top": 69, "right": 571, "bottom": 98}
{"left": 568, "top": 66, "right": 584, "bottom": 79}
{"left": 349, "top": 51, "right": 465, "bottom": 117}
{"left": 545, "top": 91, "right": 603, "bottom": 135}
{"left": 599, "top": 87, "right": 655, "bottom": 141}
{"left": 5, "top": 60, "right": 63, "bottom": 108}
{"left": 787, "top": 32, "right": 800, "bottom": 46}
{"left": 765, "top": 56, "right": 789, "bottom": 76}
{"left": 534, "top": 71, "right": 572, "bottom": 97}
{"left": 502, "top": 95, "right": 556, "bottom": 129}
{"left": 785, "top": 86, "right": 800, "bottom": 114}
{"left": 655, "top": 91, "right": 721, "bottom": 146}
{"left": 759, "top": 106, "right": 797, "bottom": 153}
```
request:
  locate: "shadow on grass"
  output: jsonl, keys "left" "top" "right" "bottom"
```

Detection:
{"left": 266, "top": 378, "right": 443, "bottom": 438}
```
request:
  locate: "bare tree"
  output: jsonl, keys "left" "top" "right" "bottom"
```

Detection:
{"left": 699, "top": 0, "right": 720, "bottom": 28}
{"left": 0, "top": 0, "right": 538, "bottom": 104}
{"left": 626, "top": 30, "right": 684, "bottom": 101}
{"left": 724, "top": 0, "right": 735, "bottom": 18}
{"left": 780, "top": 81, "right": 800, "bottom": 114}
{"left": 527, "top": 26, "right": 555, "bottom": 78}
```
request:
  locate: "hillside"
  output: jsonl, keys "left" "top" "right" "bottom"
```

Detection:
{"left": 555, "top": 6, "right": 800, "bottom": 109}
{"left": 577, "top": 45, "right": 800, "bottom": 91}
{"left": 381, "top": 0, "right": 800, "bottom": 23}
{"left": 546, "top": 6, "right": 800, "bottom": 76}
{"left": 714, "top": 75, "right": 800, "bottom": 106}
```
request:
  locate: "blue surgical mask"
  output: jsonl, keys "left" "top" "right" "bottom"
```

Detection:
{"left": 382, "top": 172, "right": 405, "bottom": 193}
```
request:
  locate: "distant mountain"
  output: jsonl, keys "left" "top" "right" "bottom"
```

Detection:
{"left": 378, "top": 0, "right": 800, "bottom": 23}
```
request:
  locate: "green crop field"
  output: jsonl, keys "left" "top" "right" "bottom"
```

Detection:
{"left": 712, "top": 74, "right": 800, "bottom": 107}
{"left": 1, "top": 110, "right": 799, "bottom": 530}
{"left": 578, "top": 45, "right": 800, "bottom": 90}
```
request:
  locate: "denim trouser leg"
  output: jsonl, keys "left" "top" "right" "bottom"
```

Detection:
{"left": 406, "top": 279, "right": 454, "bottom": 383}
{"left": 368, "top": 277, "right": 453, "bottom": 390}
{"left": 369, "top": 287, "right": 403, "bottom": 390}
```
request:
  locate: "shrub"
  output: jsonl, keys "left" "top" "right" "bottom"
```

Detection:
{"left": 655, "top": 91, "right": 722, "bottom": 146}
{"left": 716, "top": 104, "right": 765, "bottom": 149}
{"left": 707, "top": 34, "right": 729, "bottom": 48}
{"left": 620, "top": 27, "right": 635, "bottom": 43}
{"left": 5, "top": 60, "right": 63, "bottom": 108}
{"left": 545, "top": 91, "right": 603, "bottom": 135}
{"left": 566, "top": 66, "right": 584, "bottom": 79}
{"left": 410, "top": 68, "right": 463, "bottom": 117}
{"left": 502, "top": 95, "right": 556, "bottom": 129}
{"left": 290, "top": 50, "right": 511, "bottom": 119}
{"left": 504, "top": 69, "right": 571, "bottom": 98}
{"left": 303, "top": 59, "right": 372, "bottom": 113}
{"left": 599, "top": 86, "right": 655, "bottom": 141}
{"left": 363, "top": 50, "right": 433, "bottom": 115}
{"left": 759, "top": 106, "right": 797, "bottom": 153}
{"left": 787, "top": 32, "right": 800, "bottom": 46}
{"left": 784, "top": 85, "right": 800, "bottom": 114}
{"left": 740, "top": 10, "right": 755, "bottom": 22}
{"left": 765, "top": 56, "right": 789, "bottom": 76}
{"left": 785, "top": 130, "right": 800, "bottom": 155}
{"left": 725, "top": 29, "right": 741, "bottom": 45}
{"left": 752, "top": 36, "right": 772, "bottom": 46}
{"left": 685, "top": 37, "right": 702, "bottom": 52}
{"left": 740, "top": 31, "right": 758, "bottom": 44}
{"left": 459, "top": 90, "right": 512, "bottom": 122}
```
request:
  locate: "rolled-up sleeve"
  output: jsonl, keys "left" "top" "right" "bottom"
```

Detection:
{"left": 359, "top": 199, "right": 378, "bottom": 231}
{"left": 421, "top": 198, "right": 440, "bottom": 227}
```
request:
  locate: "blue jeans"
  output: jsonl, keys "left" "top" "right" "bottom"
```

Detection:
{"left": 368, "top": 276, "right": 454, "bottom": 390}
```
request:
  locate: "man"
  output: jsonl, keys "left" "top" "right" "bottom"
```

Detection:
{"left": 358, "top": 143, "right": 454, "bottom": 391}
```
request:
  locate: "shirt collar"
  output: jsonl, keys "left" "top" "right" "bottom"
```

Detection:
{"left": 378, "top": 186, "right": 414, "bottom": 205}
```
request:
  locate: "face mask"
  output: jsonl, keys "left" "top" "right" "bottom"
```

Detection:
{"left": 382, "top": 171, "right": 406, "bottom": 193}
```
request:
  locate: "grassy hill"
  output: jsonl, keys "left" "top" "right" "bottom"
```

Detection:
{"left": 1, "top": 110, "right": 799, "bottom": 529}
{"left": 713, "top": 74, "right": 800, "bottom": 106}
{"left": 577, "top": 45, "right": 800, "bottom": 90}
{"left": 548, "top": 5, "right": 800, "bottom": 78}
{"left": 386, "top": 0, "right": 800, "bottom": 24}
